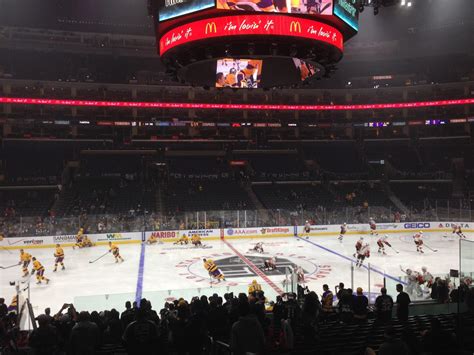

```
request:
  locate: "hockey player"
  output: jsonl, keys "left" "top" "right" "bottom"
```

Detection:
{"left": 304, "top": 220, "right": 311, "bottom": 234}
{"left": 175, "top": 234, "right": 189, "bottom": 245}
{"left": 413, "top": 231, "right": 424, "bottom": 253}
{"left": 53, "top": 244, "right": 65, "bottom": 272}
{"left": 356, "top": 243, "right": 370, "bottom": 268}
{"left": 252, "top": 242, "right": 264, "bottom": 253}
{"left": 73, "top": 228, "right": 85, "bottom": 249}
{"left": 146, "top": 234, "right": 159, "bottom": 245}
{"left": 353, "top": 237, "right": 364, "bottom": 257}
{"left": 295, "top": 265, "right": 305, "bottom": 284}
{"left": 191, "top": 234, "right": 202, "bottom": 247}
{"left": 421, "top": 266, "right": 434, "bottom": 288}
{"left": 263, "top": 257, "right": 277, "bottom": 271}
{"left": 31, "top": 257, "right": 50, "bottom": 284}
{"left": 400, "top": 267, "right": 423, "bottom": 298}
{"left": 18, "top": 249, "right": 32, "bottom": 277}
{"left": 203, "top": 258, "right": 225, "bottom": 282}
{"left": 377, "top": 234, "right": 392, "bottom": 255}
{"left": 339, "top": 223, "right": 347, "bottom": 241}
{"left": 369, "top": 218, "right": 378, "bottom": 236}
{"left": 248, "top": 280, "right": 262, "bottom": 295}
{"left": 109, "top": 242, "right": 124, "bottom": 263}
{"left": 453, "top": 224, "right": 466, "bottom": 239}
{"left": 81, "top": 235, "right": 94, "bottom": 247}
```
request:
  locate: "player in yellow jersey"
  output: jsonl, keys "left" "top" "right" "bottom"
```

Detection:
{"left": 73, "top": 228, "right": 85, "bottom": 249}
{"left": 53, "top": 244, "right": 65, "bottom": 272}
{"left": 18, "top": 249, "right": 32, "bottom": 277}
{"left": 82, "top": 235, "right": 94, "bottom": 247}
{"left": 175, "top": 234, "right": 189, "bottom": 245}
{"left": 146, "top": 234, "right": 160, "bottom": 245}
{"left": 31, "top": 257, "right": 50, "bottom": 284}
{"left": 108, "top": 242, "right": 124, "bottom": 263}
{"left": 203, "top": 258, "right": 225, "bottom": 282}
{"left": 248, "top": 279, "right": 262, "bottom": 296}
{"left": 191, "top": 234, "right": 202, "bottom": 247}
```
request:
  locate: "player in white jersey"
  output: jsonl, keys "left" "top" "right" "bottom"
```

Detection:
{"left": 353, "top": 237, "right": 364, "bottom": 257}
{"left": 421, "top": 266, "right": 434, "bottom": 288}
{"left": 252, "top": 242, "right": 264, "bottom": 253}
{"left": 377, "top": 234, "right": 391, "bottom": 255}
{"left": 413, "top": 231, "right": 424, "bottom": 253}
{"left": 356, "top": 243, "right": 370, "bottom": 268}
{"left": 339, "top": 223, "right": 347, "bottom": 241}
{"left": 304, "top": 220, "right": 311, "bottom": 234}
{"left": 452, "top": 224, "right": 466, "bottom": 239}
{"left": 295, "top": 265, "right": 305, "bottom": 284}
{"left": 263, "top": 256, "right": 276, "bottom": 271}
{"left": 401, "top": 267, "right": 423, "bottom": 297}
{"left": 369, "top": 218, "right": 377, "bottom": 236}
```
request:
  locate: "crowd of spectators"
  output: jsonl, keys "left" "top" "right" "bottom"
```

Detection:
{"left": 1, "top": 280, "right": 474, "bottom": 354}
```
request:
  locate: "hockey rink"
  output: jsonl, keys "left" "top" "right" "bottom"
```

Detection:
{"left": 0, "top": 231, "right": 465, "bottom": 317}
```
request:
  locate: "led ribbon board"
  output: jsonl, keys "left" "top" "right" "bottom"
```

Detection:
{"left": 159, "top": 14, "right": 344, "bottom": 55}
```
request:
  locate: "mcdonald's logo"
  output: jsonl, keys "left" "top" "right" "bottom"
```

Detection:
{"left": 205, "top": 22, "right": 217, "bottom": 34}
{"left": 289, "top": 21, "right": 301, "bottom": 33}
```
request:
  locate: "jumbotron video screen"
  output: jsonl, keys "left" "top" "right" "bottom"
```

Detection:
{"left": 153, "top": 0, "right": 358, "bottom": 87}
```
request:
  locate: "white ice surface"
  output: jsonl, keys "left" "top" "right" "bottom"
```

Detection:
{"left": 0, "top": 231, "right": 466, "bottom": 316}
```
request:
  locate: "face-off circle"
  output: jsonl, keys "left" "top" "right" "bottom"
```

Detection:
{"left": 176, "top": 252, "right": 331, "bottom": 285}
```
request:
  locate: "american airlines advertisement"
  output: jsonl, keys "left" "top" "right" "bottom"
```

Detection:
{"left": 158, "top": 0, "right": 215, "bottom": 22}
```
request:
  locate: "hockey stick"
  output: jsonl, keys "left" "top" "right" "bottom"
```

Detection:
{"left": 0, "top": 263, "right": 18, "bottom": 270}
{"left": 388, "top": 245, "right": 399, "bottom": 254}
{"left": 424, "top": 243, "right": 438, "bottom": 252}
{"left": 88, "top": 251, "right": 109, "bottom": 264}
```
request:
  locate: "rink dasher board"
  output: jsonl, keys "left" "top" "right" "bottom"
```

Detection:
{"left": 0, "top": 221, "right": 471, "bottom": 250}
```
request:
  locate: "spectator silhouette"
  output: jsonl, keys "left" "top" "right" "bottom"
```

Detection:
{"left": 29, "top": 314, "right": 59, "bottom": 355}
{"left": 123, "top": 307, "right": 160, "bottom": 355}
{"left": 230, "top": 297, "right": 265, "bottom": 355}
{"left": 69, "top": 311, "right": 100, "bottom": 355}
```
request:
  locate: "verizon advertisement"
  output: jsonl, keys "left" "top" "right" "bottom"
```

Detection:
{"left": 159, "top": 14, "right": 344, "bottom": 55}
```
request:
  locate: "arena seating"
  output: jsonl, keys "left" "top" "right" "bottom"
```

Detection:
{"left": 364, "top": 139, "right": 421, "bottom": 173}
{"left": 0, "top": 188, "right": 57, "bottom": 217}
{"left": 302, "top": 141, "right": 367, "bottom": 175}
{"left": 252, "top": 183, "right": 335, "bottom": 210}
{"left": 390, "top": 182, "right": 453, "bottom": 211}
{"left": 165, "top": 181, "right": 254, "bottom": 212}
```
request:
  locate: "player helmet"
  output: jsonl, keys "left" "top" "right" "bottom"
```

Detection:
{"left": 385, "top": 234, "right": 388, "bottom": 237}
{"left": 420, "top": 231, "right": 423, "bottom": 234}
{"left": 422, "top": 266, "right": 427, "bottom": 272}
{"left": 343, "top": 223, "right": 347, "bottom": 225}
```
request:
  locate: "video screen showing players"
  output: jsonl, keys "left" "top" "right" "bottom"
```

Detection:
{"left": 293, "top": 58, "right": 319, "bottom": 81}
{"left": 158, "top": 0, "right": 215, "bottom": 22}
{"left": 216, "top": 0, "right": 332, "bottom": 15}
{"left": 215, "top": 59, "right": 263, "bottom": 88}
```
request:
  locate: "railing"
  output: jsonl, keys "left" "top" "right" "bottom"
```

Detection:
{"left": 1, "top": 203, "right": 473, "bottom": 237}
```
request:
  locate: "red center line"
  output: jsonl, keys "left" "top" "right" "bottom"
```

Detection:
{"left": 222, "top": 239, "right": 284, "bottom": 295}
